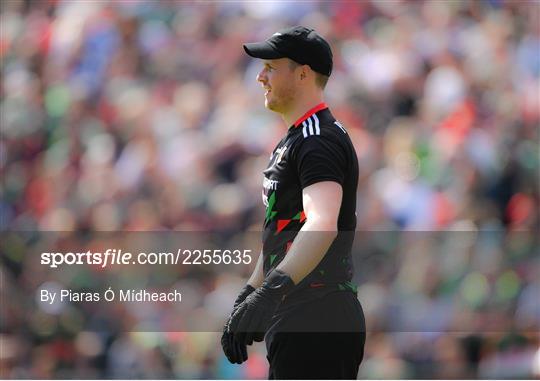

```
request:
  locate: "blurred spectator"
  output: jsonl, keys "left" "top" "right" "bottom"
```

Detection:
{"left": 1, "top": 0, "right": 538, "bottom": 378}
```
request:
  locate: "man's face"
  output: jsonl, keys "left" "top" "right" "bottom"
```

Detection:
{"left": 257, "top": 58, "right": 298, "bottom": 114}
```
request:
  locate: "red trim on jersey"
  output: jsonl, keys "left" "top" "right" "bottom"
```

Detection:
{"left": 293, "top": 102, "right": 328, "bottom": 128}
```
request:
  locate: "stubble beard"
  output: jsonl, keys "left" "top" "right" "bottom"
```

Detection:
{"left": 265, "top": 82, "right": 296, "bottom": 115}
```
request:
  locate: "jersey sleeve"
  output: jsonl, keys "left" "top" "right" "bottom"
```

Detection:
{"left": 294, "top": 134, "right": 348, "bottom": 190}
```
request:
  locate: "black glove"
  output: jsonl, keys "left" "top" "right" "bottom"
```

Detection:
{"left": 221, "top": 285, "right": 254, "bottom": 364}
{"left": 229, "top": 270, "right": 294, "bottom": 345}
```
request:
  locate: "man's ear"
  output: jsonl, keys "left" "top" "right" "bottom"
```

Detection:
{"left": 300, "top": 65, "right": 309, "bottom": 80}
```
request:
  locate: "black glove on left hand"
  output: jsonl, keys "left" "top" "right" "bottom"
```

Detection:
{"left": 228, "top": 270, "right": 295, "bottom": 345}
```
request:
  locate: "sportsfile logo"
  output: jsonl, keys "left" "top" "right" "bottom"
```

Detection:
{"left": 40, "top": 248, "right": 253, "bottom": 268}
{"left": 41, "top": 249, "right": 132, "bottom": 268}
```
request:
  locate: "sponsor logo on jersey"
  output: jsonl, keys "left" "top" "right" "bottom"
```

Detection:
{"left": 263, "top": 177, "right": 279, "bottom": 191}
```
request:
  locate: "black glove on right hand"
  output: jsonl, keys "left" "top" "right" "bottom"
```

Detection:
{"left": 232, "top": 285, "right": 256, "bottom": 311}
{"left": 221, "top": 328, "right": 248, "bottom": 364}
{"left": 221, "top": 285, "right": 255, "bottom": 364}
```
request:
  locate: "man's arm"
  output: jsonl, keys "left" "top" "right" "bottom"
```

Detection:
{"left": 247, "top": 250, "right": 265, "bottom": 288}
{"left": 276, "top": 181, "right": 341, "bottom": 284}
{"left": 228, "top": 181, "right": 342, "bottom": 345}
{"left": 245, "top": 178, "right": 340, "bottom": 288}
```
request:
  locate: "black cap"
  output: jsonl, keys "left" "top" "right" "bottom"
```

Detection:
{"left": 243, "top": 26, "right": 333, "bottom": 77}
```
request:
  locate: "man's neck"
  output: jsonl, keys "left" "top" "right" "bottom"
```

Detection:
{"left": 281, "top": 94, "right": 325, "bottom": 127}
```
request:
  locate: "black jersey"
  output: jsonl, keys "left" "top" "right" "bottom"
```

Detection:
{"left": 261, "top": 103, "right": 359, "bottom": 310}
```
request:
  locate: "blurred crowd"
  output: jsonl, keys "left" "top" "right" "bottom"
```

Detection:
{"left": 1, "top": 0, "right": 539, "bottom": 379}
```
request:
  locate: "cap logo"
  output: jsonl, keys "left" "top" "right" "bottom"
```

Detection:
{"left": 272, "top": 32, "right": 282, "bottom": 37}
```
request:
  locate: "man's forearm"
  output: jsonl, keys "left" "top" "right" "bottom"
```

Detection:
{"left": 275, "top": 221, "right": 337, "bottom": 284}
{"left": 247, "top": 250, "right": 265, "bottom": 288}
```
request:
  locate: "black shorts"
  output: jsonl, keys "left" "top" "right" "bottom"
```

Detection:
{"left": 266, "top": 291, "right": 366, "bottom": 379}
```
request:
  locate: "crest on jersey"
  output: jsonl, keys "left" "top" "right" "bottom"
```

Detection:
{"left": 270, "top": 145, "right": 287, "bottom": 168}
{"left": 275, "top": 146, "right": 287, "bottom": 164}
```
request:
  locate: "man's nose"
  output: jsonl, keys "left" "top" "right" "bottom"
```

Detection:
{"left": 257, "top": 69, "right": 267, "bottom": 84}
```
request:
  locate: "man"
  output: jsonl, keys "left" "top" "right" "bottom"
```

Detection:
{"left": 221, "top": 26, "right": 365, "bottom": 379}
